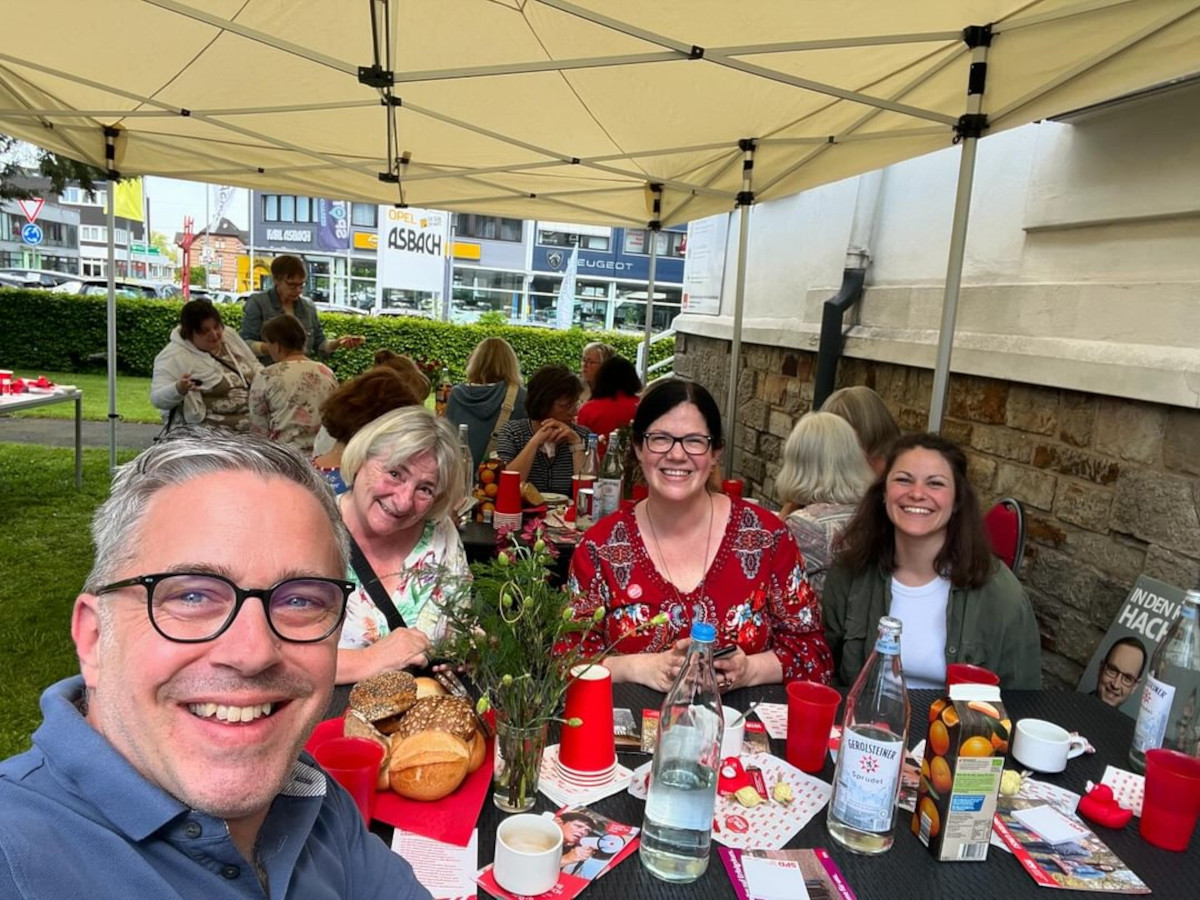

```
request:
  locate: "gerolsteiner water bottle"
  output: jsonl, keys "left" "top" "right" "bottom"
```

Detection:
{"left": 827, "top": 615, "right": 910, "bottom": 855}
{"left": 640, "top": 621, "right": 723, "bottom": 883}
{"left": 1130, "top": 589, "right": 1200, "bottom": 772}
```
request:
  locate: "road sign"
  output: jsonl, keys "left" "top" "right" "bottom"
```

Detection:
{"left": 21, "top": 223, "right": 43, "bottom": 245}
{"left": 17, "top": 198, "right": 44, "bottom": 223}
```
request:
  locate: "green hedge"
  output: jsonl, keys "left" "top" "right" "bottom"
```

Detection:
{"left": 0, "top": 289, "right": 674, "bottom": 381}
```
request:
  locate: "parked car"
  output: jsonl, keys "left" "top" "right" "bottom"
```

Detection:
{"left": 63, "top": 277, "right": 160, "bottom": 299}
{"left": 0, "top": 268, "right": 80, "bottom": 287}
{"left": 313, "top": 301, "right": 369, "bottom": 316}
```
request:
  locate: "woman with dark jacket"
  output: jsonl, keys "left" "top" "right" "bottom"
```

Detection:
{"left": 822, "top": 432, "right": 1042, "bottom": 690}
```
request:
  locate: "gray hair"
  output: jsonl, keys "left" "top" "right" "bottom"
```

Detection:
{"left": 581, "top": 341, "right": 615, "bottom": 363}
{"left": 340, "top": 406, "right": 464, "bottom": 522}
{"left": 85, "top": 427, "right": 349, "bottom": 592}
{"left": 776, "top": 411, "right": 876, "bottom": 507}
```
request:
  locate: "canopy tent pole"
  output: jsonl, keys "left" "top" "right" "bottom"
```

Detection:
{"left": 639, "top": 184, "right": 662, "bottom": 382}
{"left": 928, "top": 26, "right": 991, "bottom": 433}
{"left": 104, "top": 128, "right": 119, "bottom": 471}
{"left": 724, "top": 140, "right": 756, "bottom": 473}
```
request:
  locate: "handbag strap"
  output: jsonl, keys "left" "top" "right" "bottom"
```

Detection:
{"left": 484, "top": 382, "right": 520, "bottom": 460}
{"left": 347, "top": 534, "right": 408, "bottom": 632}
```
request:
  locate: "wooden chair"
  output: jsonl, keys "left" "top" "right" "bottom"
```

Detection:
{"left": 983, "top": 497, "right": 1026, "bottom": 574}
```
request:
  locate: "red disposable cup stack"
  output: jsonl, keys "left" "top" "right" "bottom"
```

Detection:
{"left": 946, "top": 663, "right": 1001, "bottom": 686}
{"left": 558, "top": 663, "right": 616, "bottom": 780}
{"left": 1140, "top": 748, "right": 1200, "bottom": 852}
{"left": 786, "top": 680, "right": 841, "bottom": 774}
{"left": 722, "top": 479, "right": 744, "bottom": 498}
{"left": 314, "top": 737, "right": 385, "bottom": 824}
{"left": 304, "top": 717, "right": 345, "bottom": 755}
{"left": 495, "top": 469, "right": 523, "bottom": 515}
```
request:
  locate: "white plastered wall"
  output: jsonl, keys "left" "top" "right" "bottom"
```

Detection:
{"left": 676, "top": 81, "right": 1200, "bottom": 409}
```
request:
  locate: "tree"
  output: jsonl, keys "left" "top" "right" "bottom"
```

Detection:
{"left": 1, "top": 133, "right": 106, "bottom": 201}
{"left": 150, "top": 231, "right": 179, "bottom": 265}
{"left": 189, "top": 265, "right": 208, "bottom": 286}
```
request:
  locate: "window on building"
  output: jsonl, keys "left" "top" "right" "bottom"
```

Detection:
{"left": 296, "top": 196, "right": 312, "bottom": 223}
{"left": 622, "top": 229, "right": 686, "bottom": 258}
{"left": 537, "top": 229, "right": 610, "bottom": 251}
{"left": 114, "top": 228, "right": 129, "bottom": 246}
{"left": 82, "top": 260, "right": 104, "bottom": 277}
{"left": 454, "top": 214, "right": 523, "bottom": 242}
{"left": 351, "top": 203, "right": 377, "bottom": 227}
{"left": 263, "top": 195, "right": 280, "bottom": 221}
{"left": 280, "top": 196, "right": 296, "bottom": 222}
{"left": 60, "top": 186, "right": 102, "bottom": 206}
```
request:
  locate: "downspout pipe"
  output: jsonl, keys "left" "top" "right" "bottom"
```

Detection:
{"left": 812, "top": 267, "right": 867, "bottom": 409}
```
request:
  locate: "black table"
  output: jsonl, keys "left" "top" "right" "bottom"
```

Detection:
{"left": 378, "top": 687, "right": 1199, "bottom": 899}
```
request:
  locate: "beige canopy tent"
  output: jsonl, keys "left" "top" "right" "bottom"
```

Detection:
{"left": 1, "top": 0, "right": 1197, "bottom": 461}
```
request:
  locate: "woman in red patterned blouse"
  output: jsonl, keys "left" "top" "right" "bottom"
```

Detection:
{"left": 563, "top": 378, "right": 833, "bottom": 692}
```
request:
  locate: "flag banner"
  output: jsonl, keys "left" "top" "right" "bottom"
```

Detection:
{"left": 556, "top": 245, "right": 578, "bottom": 330}
{"left": 109, "top": 177, "right": 144, "bottom": 222}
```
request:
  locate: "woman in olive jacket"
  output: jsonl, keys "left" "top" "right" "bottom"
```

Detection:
{"left": 822, "top": 432, "right": 1042, "bottom": 690}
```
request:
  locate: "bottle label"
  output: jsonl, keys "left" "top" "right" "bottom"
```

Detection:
{"left": 595, "top": 478, "right": 621, "bottom": 518}
{"left": 1132, "top": 675, "right": 1176, "bottom": 753}
{"left": 875, "top": 635, "right": 900, "bottom": 655}
{"left": 831, "top": 730, "right": 904, "bottom": 833}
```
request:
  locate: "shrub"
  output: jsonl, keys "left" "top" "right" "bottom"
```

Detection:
{"left": 0, "top": 289, "right": 674, "bottom": 381}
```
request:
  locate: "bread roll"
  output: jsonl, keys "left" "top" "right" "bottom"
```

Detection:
{"left": 521, "top": 481, "right": 544, "bottom": 505}
{"left": 388, "top": 731, "right": 470, "bottom": 801}
{"left": 414, "top": 676, "right": 447, "bottom": 699}
{"left": 349, "top": 670, "right": 417, "bottom": 733}
{"left": 394, "top": 695, "right": 477, "bottom": 743}
{"left": 343, "top": 709, "right": 392, "bottom": 791}
{"left": 466, "top": 728, "right": 486, "bottom": 774}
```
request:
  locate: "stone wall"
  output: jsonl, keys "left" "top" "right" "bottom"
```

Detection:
{"left": 674, "top": 332, "right": 1200, "bottom": 689}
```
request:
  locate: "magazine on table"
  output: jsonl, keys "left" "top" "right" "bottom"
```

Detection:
{"left": 718, "top": 847, "right": 856, "bottom": 900}
{"left": 1076, "top": 574, "right": 1186, "bottom": 719}
{"left": 476, "top": 804, "right": 639, "bottom": 900}
{"left": 992, "top": 795, "right": 1149, "bottom": 893}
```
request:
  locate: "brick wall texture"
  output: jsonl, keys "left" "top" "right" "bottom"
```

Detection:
{"left": 674, "top": 333, "right": 1200, "bottom": 689}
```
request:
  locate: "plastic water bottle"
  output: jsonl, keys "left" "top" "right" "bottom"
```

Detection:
{"left": 457, "top": 423, "right": 474, "bottom": 500}
{"left": 827, "top": 616, "right": 910, "bottom": 855}
{"left": 1130, "top": 590, "right": 1200, "bottom": 772}
{"left": 640, "top": 621, "right": 723, "bottom": 883}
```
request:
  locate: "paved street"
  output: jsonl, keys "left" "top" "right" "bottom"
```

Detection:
{"left": 0, "top": 417, "right": 160, "bottom": 451}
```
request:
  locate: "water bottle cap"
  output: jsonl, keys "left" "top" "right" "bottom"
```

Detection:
{"left": 690, "top": 622, "right": 716, "bottom": 642}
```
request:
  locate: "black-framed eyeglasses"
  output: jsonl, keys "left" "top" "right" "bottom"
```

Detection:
{"left": 1101, "top": 660, "right": 1138, "bottom": 688}
{"left": 642, "top": 432, "right": 713, "bottom": 455}
{"left": 96, "top": 572, "right": 354, "bottom": 644}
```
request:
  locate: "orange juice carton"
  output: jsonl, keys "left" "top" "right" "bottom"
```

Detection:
{"left": 912, "top": 684, "right": 1008, "bottom": 861}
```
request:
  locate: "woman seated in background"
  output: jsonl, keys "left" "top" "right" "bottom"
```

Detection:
{"left": 248, "top": 315, "right": 338, "bottom": 454}
{"left": 336, "top": 406, "right": 468, "bottom": 685}
{"left": 821, "top": 385, "right": 901, "bottom": 476}
{"left": 776, "top": 412, "right": 875, "bottom": 598}
{"left": 312, "top": 368, "right": 420, "bottom": 493}
{"left": 150, "top": 299, "right": 261, "bottom": 432}
{"left": 563, "top": 378, "right": 832, "bottom": 692}
{"left": 311, "top": 348, "right": 430, "bottom": 457}
{"left": 822, "top": 432, "right": 1042, "bottom": 690}
{"left": 580, "top": 341, "right": 615, "bottom": 402}
{"left": 577, "top": 355, "right": 641, "bottom": 440}
{"left": 446, "top": 336, "right": 527, "bottom": 469}
{"left": 495, "top": 365, "right": 590, "bottom": 496}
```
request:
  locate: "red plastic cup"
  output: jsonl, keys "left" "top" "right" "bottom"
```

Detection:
{"left": 495, "top": 469, "right": 523, "bottom": 514}
{"left": 722, "top": 479, "right": 744, "bottom": 498}
{"left": 304, "top": 717, "right": 345, "bottom": 755}
{"left": 1141, "top": 748, "right": 1200, "bottom": 851}
{"left": 786, "top": 681, "right": 841, "bottom": 773}
{"left": 314, "top": 737, "right": 384, "bottom": 824}
{"left": 559, "top": 663, "right": 616, "bottom": 774}
{"left": 946, "top": 663, "right": 1001, "bottom": 686}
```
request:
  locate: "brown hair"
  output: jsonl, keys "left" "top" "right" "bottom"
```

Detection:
{"left": 320, "top": 368, "right": 419, "bottom": 444}
{"left": 834, "top": 432, "right": 995, "bottom": 588}
{"left": 373, "top": 349, "right": 432, "bottom": 401}
{"left": 260, "top": 314, "right": 308, "bottom": 353}
{"left": 526, "top": 364, "right": 583, "bottom": 420}
{"left": 269, "top": 254, "right": 306, "bottom": 282}
{"left": 179, "top": 299, "right": 222, "bottom": 340}
{"left": 821, "top": 386, "right": 900, "bottom": 461}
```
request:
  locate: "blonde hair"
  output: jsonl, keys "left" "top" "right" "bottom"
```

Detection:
{"left": 341, "top": 406, "right": 464, "bottom": 522}
{"left": 821, "top": 386, "right": 900, "bottom": 461}
{"left": 465, "top": 337, "right": 522, "bottom": 387}
{"left": 582, "top": 342, "right": 615, "bottom": 363}
{"left": 776, "top": 412, "right": 875, "bottom": 507}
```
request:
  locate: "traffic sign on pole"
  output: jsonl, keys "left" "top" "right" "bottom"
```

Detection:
{"left": 17, "top": 198, "right": 44, "bottom": 223}
{"left": 21, "top": 223, "right": 43, "bottom": 245}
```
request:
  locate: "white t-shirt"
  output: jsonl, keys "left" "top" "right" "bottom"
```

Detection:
{"left": 888, "top": 575, "right": 950, "bottom": 689}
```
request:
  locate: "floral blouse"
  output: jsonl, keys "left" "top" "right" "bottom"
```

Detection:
{"left": 563, "top": 498, "right": 833, "bottom": 684}
{"left": 785, "top": 502, "right": 858, "bottom": 599}
{"left": 248, "top": 358, "right": 338, "bottom": 454}
{"left": 338, "top": 517, "right": 470, "bottom": 648}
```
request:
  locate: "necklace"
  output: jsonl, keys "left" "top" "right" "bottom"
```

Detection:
{"left": 644, "top": 492, "right": 715, "bottom": 602}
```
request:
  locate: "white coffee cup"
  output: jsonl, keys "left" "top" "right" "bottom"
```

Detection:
{"left": 494, "top": 813, "right": 563, "bottom": 895}
{"left": 721, "top": 706, "right": 746, "bottom": 759}
{"left": 1011, "top": 718, "right": 1087, "bottom": 773}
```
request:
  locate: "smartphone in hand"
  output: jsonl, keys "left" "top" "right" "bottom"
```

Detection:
{"left": 713, "top": 644, "right": 738, "bottom": 660}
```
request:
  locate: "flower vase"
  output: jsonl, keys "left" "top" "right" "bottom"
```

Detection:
{"left": 492, "top": 718, "right": 548, "bottom": 812}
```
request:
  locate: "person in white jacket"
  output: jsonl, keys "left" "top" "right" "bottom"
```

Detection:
{"left": 150, "top": 300, "right": 263, "bottom": 431}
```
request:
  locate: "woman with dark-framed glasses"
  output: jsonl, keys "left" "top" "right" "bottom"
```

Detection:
{"left": 561, "top": 378, "right": 832, "bottom": 692}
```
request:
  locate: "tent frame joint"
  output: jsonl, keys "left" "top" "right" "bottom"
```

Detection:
{"left": 954, "top": 113, "right": 989, "bottom": 142}
{"left": 358, "top": 65, "right": 394, "bottom": 89}
{"left": 962, "top": 23, "right": 994, "bottom": 48}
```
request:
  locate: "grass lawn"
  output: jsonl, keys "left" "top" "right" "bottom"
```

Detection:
{"left": 0, "top": 443, "right": 136, "bottom": 758}
{"left": 6, "top": 371, "right": 160, "bottom": 423}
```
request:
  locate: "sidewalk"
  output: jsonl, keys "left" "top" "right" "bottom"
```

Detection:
{"left": 0, "top": 417, "right": 161, "bottom": 451}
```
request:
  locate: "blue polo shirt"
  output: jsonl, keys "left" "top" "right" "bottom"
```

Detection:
{"left": 0, "top": 677, "right": 431, "bottom": 899}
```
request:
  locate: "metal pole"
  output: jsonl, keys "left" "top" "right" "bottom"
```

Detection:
{"left": 724, "top": 141, "right": 756, "bottom": 474}
{"left": 106, "top": 182, "right": 118, "bottom": 471}
{"left": 640, "top": 185, "right": 663, "bottom": 382}
{"left": 928, "top": 28, "right": 991, "bottom": 433}
{"left": 247, "top": 188, "right": 255, "bottom": 291}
